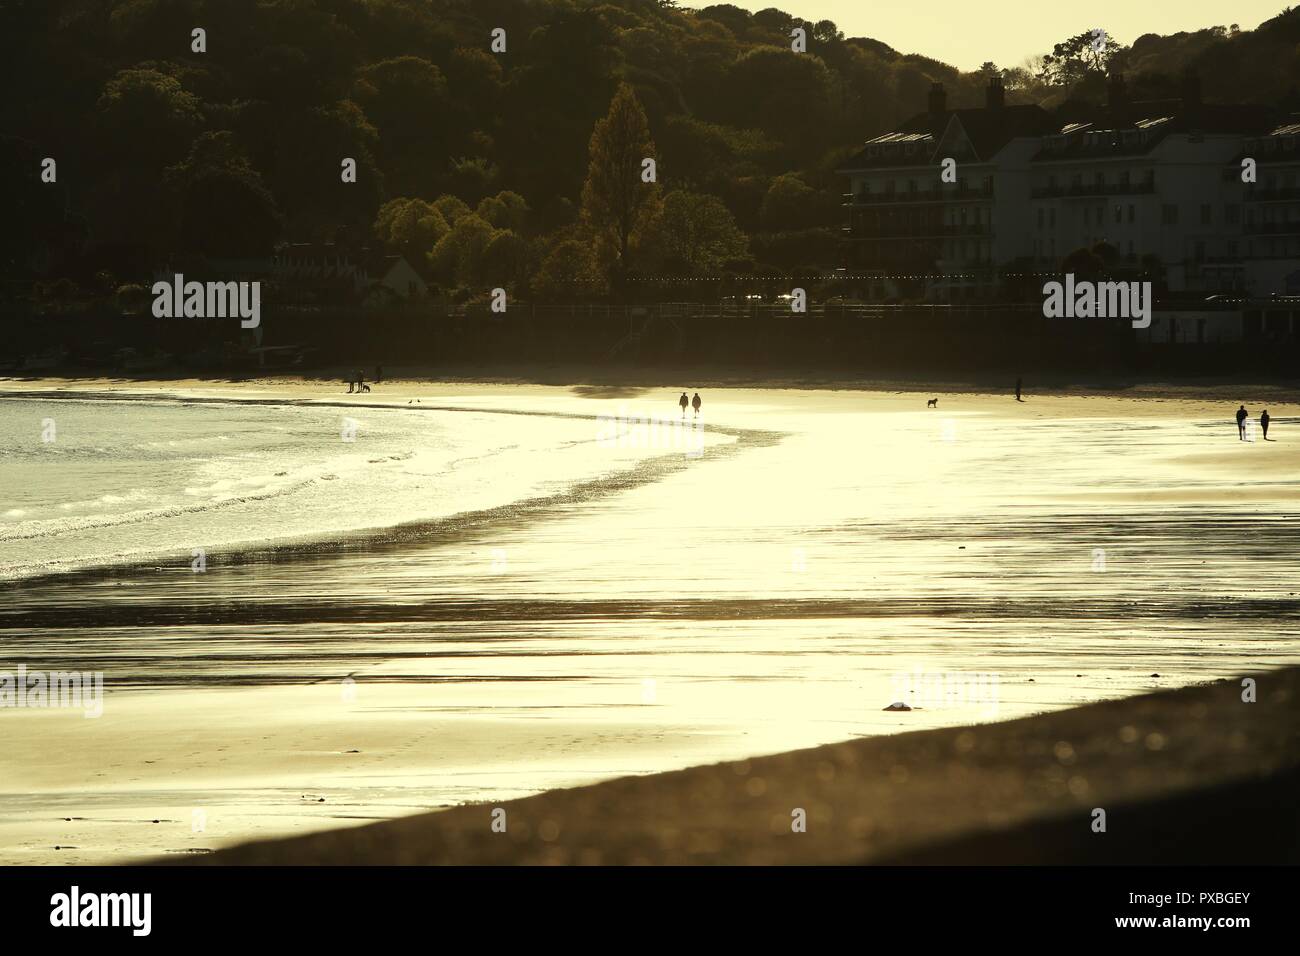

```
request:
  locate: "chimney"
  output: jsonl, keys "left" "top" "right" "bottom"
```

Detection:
{"left": 928, "top": 81, "right": 947, "bottom": 116}
{"left": 1181, "top": 69, "right": 1202, "bottom": 109}
{"left": 986, "top": 74, "right": 1005, "bottom": 110}
{"left": 1106, "top": 70, "right": 1128, "bottom": 110}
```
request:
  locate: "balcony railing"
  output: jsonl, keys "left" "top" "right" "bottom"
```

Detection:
{"left": 1242, "top": 187, "right": 1300, "bottom": 202}
{"left": 842, "top": 186, "right": 995, "bottom": 205}
{"left": 1243, "top": 221, "right": 1300, "bottom": 234}
{"left": 842, "top": 223, "right": 991, "bottom": 238}
{"left": 1031, "top": 181, "right": 1155, "bottom": 199}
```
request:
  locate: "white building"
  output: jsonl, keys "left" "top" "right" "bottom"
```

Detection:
{"left": 837, "top": 78, "right": 1054, "bottom": 299}
{"left": 1029, "top": 75, "right": 1269, "bottom": 293}
{"left": 273, "top": 244, "right": 429, "bottom": 303}
{"left": 1235, "top": 118, "right": 1300, "bottom": 298}
{"left": 840, "top": 74, "right": 1288, "bottom": 304}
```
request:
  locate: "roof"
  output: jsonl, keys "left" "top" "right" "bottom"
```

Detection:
{"left": 838, "top": 104, "right": 1053, "bottom": 171}
{"left": 1033, "top": 102, "right": 1275, "bottom": 162}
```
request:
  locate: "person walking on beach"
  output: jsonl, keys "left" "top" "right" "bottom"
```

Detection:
{"left": 1236, "top": 404, "right": 1248, "bottom": 440}
{"left": 347, "top": 374, "right": 355, "bottom": 394}
{"left": 679, "top": 392, "right": 689, "bottom": 417}
{"left": 1015, "top": 377, "right": 1023, "bottom": 402}
{"left": 1261, "top": 408, "right": 1271, "bottom": 440}
{"left": 375, "top": 365, "right": 383, "bottom": 384}
{"left": 692, "top": 392, "right": 702, "bottom": 417}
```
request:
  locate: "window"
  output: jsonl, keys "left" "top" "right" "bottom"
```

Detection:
{"left": 1128, "top": 204, "right": 1135, "bottom": 223}
{"left": 1037, "top": 208, "right": 1044, "bottom": 229}
{"left": 1162, "top": 204, "right": 1179, "bottom": 225}
{"left": 1049, "top": 208, "right": 1056, "bottom": 227}
{"left": 1200, "top": 204, "right": 1212, "bottom": 225}
{"left": 1114, "top": 205, "right": 1122, "bottom": 224}
{"left": 1225, "top": 204, "right": 1239, "bottom": 225}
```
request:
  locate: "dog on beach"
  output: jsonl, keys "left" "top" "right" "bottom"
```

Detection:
{"left": 927, "top": 398, "right": 938, "bottom": 408}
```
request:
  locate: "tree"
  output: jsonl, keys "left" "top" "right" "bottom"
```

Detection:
{"left": 580, "top": 83, "right": 662, "bottom": 282}
{"left": 476, "top": 191, "right": 530, "bottom": 233}
{"left": 1038, "top": 31, "right": 1124, "bottom": 87}
{"left": 650, "top": 190, "right": 748, "bottom": 274}
{"left": 1061, "top": 245, "right": 1103, "bottom": 280}
{"left": 448, "top": 156, "right": 499, "bottom": 202}
{"left": 811, "top": 20, "right": 844, "bottom": 44}
{"left": 96, "top": 68, "right": 202, "bottom": 163}
{"left": 533, "top": 237, "right": 608, "bottom": 300}
{"left": 263, "top": 99, "right": 384, "bottom": 237}
{"left": 90, "top": 68, "right": 203, "bottom": 249}
{"left": 480, "top": 230, "right": 530, "bottom": 292}
{"left": 165, "top": 132, "right": 282, "bottom": 258}
{"left": 373, "top": 198, "right": 451, "bottom": 264}
{"left": 354, "top": 56, "right": 454, "bottom": 195}
{"left": 760, "top": 174, "right": 820, "bottom": 230}
{"left": 428, "top": 212, "right": 496, "bottom": 288}
{"left": 720, "top": 48, "right": 833, "bottom": 159}
{"left": 0, "top": 136, "right": 63, "bottom": 277}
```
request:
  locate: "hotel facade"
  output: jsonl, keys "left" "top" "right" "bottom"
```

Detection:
{"left": 838, "top": 75, "right": 1298, "bottom": 311}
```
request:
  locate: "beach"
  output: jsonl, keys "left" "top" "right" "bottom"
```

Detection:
{"left": 1, "top": 375, "right": 1298, "bottom": 864}
{"left": 193, "top": 665, "right": 1300, "bottom": 865}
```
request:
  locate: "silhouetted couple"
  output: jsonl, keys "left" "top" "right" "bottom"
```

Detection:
{"left": 348, "top": 370, "right": 370, "bottom": 393}
{"left": 1237, "top": 405, "right": 1272, "bottom": 441}
{"left": 679, "top": 391, "right": 701, "bottom": 417}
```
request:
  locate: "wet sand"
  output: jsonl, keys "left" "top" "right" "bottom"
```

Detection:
{"left": 2, "top": 377, "right": 1298, "bottom": 864}
{"left": 191, "top": 665, "right": 1300, "bottom": 865}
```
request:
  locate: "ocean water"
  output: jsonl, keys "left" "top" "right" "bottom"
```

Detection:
{"left": 0, "top": 396, "right": 720, "bottom": 581}
{"left": 2, "top": 385, "right": 1298, "bottom": 863}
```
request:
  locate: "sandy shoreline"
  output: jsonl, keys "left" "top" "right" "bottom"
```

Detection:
{"left": 4, "top": 367, "right": 1300, "bottom": 405}
{"left": 189, "top": 665, "right": 1300, "bottom": 865}
{"left": 3, "top": 376, "right": 1298, "bottom": 864}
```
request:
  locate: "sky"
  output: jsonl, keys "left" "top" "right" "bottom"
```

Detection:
{"left": 677, "top": 1, "right": 1288, "bottom": 71}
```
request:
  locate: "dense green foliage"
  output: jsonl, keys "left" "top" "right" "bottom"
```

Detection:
{"left": 3, "top": 1, "right": 1298, "bottom": 300}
